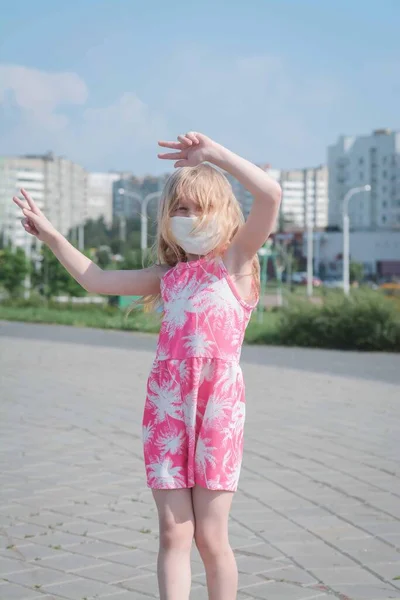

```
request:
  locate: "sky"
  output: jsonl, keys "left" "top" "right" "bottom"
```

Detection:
{"left": 0, "top": 0, "right": 399, "bottom": 175}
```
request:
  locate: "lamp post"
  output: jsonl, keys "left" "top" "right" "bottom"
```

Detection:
{"left": 140, "top": 192, "right": 161, "bottom": 251}
{"left": 117, "top": 188, "right": 161, "bottom": 251}
{"left": 257, "top": 240, "right": 273, "bottom": 322}
{"left": 342, "top": 184, "right": 371, "bottom": 295}
{"left": 306, "top": 220, "right": 313, "bottom": 298}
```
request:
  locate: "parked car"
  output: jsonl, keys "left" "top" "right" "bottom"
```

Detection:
{"left": 291, "top": 271, "right": 308, "bottom": 284}
{"left": 291, "top": 272, "right": 322, "bottom": 287}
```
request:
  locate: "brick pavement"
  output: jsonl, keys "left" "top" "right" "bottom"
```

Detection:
{"left": 0, "top": 321, "right": 400, "bottom": 600}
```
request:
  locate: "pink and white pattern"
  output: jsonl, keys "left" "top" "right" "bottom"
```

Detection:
{"left": 142, "top": 255, "right": 256, "bottom": 491}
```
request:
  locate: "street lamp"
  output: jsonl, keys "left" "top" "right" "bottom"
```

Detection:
{"left": 140, "top": 192, "right": 161, "bottom": 251}
{"left": 117, "top": 188, "right": 161, "bottom": 251}
{"left": 342, "top": 184, "right": 371, "bottom": 295}
{"left": 306, "top": 219, "right": 313, "bottom": 298}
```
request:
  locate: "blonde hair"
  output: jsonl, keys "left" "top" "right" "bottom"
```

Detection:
{"left": 135, "top": 164, "right": 260, "bottom": 312}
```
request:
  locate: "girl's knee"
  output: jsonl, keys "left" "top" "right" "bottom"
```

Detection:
{"left": 159, "top": 517, "right": 194, "bottom": 552}
{"left": 194, "top": 526, "right": 229, "bottom": 558}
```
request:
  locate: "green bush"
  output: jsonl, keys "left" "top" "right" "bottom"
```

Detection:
{"left": 276, "top": 290, "right": 400, "bottom": 352}
{"left": 1, "top": 290, "right": 399, "bottom": 352}
{"left": 244, "top": 312, "right": 281, "bottom": 345}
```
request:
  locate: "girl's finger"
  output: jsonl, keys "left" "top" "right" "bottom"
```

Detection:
{"left": 158, "top": 140, "right": 183, "bottom": 149}
{"left": 186, "top": 131, "right": 199, "bottom": 144}
{"left": 158, "top": 151, "right": 185, "bottom": 160}
{"left": 177, "top": 135, "right": 192, "bottom": 146}
{"left": 174, "top": 159, "right": 188, "bottom": 168}
{"left": 13, "top": 196, "right": 27, "bottom": 210}
{"left": 22, "top": 208, "right": 40, "bottom": 225}
{"left": 21, "top": 219, "right": 36, "bottom": 234}
{"left": 21, "top": 188, "right": 42, "bottom": 215}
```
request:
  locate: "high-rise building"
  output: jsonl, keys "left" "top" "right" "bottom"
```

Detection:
{"left": 328, "top": 128, "right": 400, "bottom": 230}
{"left": 87, "top": 172, "right": 121, "bottom": 227}
{"left": 0, "top": 158, "right": 19, "bottom": 247}
{"left": 272, "top": 166, "right": 328, "bottom": 231}
{"left": 227, "top": 164, "right": 328, "bottom": 231}
{"left": 0, "top": 153, "right": 87, "bottom": 248}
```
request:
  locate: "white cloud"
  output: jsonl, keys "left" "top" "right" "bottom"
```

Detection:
{"left": 0, "top": 56, "right": 344, "bottom": 172}
{"left": 0, "top": 64, "right": 87, "bottom": 129}
{"left": 0, "top": 64, "right": 168, "bottom": 171}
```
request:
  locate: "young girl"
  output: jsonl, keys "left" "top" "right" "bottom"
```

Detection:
{"left": 13, "top": 131, "right": 281, "bottom": 600}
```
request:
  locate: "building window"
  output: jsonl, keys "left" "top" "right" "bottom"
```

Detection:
{"left": 383, "top": 201, "right": 387, "bottom": 208}
{"left": 359, "top": 157, "right": 364, "bottom": 165}
{"left": 383, "top": 156, "right": 387, "bottom": 165}
{"left": 382, "top": 216, "right": 387, "bottom": 223}
{"left": 359, "top": 172, "right": 363, "bottom": 180}
{"left": 383, "top": 170, "right": 387, "bottom": 178}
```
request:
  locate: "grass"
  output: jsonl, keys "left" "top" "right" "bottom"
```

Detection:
{"left": 0, "top": 302, "right": 161, "bottom": 333}
{"left": 0, "top": 301, "right": 283, "bottom": 344}
{"left": 1, "top": 289, "right": 399, "bottom": 351}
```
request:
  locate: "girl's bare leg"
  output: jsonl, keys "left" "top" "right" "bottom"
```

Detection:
{"left": 152, "top": 489, "right": 195, "bottom": 600}
{"left": 192, "top": 486, "right": 238, "bottom": 600}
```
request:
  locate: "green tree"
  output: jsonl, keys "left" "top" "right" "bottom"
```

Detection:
{"left": 96, "top": 246, "right": 112, "bottom": 269}
{"left": 0, "top": 246, "right": 29, "bottom": 298}
{"left": 350, "top": 261, "right": 364, "bottom": 283}
{"left": 31, "top": 246, "right": 87, "bottom": 299}
{"left": 120, "top": 249, "right": 145, "bottom": 270}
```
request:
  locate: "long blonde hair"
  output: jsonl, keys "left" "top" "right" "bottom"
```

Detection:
{"left": 138, "top": 164, "right": 260, "bottom": 312}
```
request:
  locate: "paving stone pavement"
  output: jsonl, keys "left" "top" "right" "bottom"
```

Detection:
{"left": 1, "top": 320, "right": 400, "bottom": 600}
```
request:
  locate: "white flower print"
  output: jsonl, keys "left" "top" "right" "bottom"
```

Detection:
{"left": 181, "top": 391, "right": 197, "bottom": 431}
{"left": 225, "top": 457, "right": 242, "bottom": 490}
{"left": 218, "top": 363, "right": 241, "bottom": 394}
{"left": 148, "top": 379, "right": 182, "bottom": 423}
{"left": 232, "top": 400, "right": 246, "bottom": 433}
{"left": 156, "top": 427, "right": 185, "bottom": 456}
{"left": 183, "top": 331, "right": 215, "bottom": 356}
{"left": 148, "top": 457, "right": 186, "bottom": 487}
{"left": 195, "top": 436, "right": 217, "bottom": 473}
{"left": 179, "top": 360, "right": 190, "bottom": 382}
{"left": 207, "top": 475, "right": 222, "bottom": 489}
{"left": 192, "top": 278, "right": 239, "bottom": 321}
{"left": 222, "top": 447, "right": 232, "bottom": 470}
{"left": 222, "top": 400, "right": 245, "bottom": 446}
{"left": 202, "top": 393, "right": 233, "bottom": 429}
{"left": 230, "top": 327, "right": 243, "bottom": 349}
{"left": 156, "top": 343, "right": 170, "bottom": 361}
{"left": 142, "top": 422, "right": 155, "bottom": 445}
{"left": 200, "top": 361, "right": 214, "bottom": 384}
{"left": 163, "top": 276, "right": 200, "bottom": 337}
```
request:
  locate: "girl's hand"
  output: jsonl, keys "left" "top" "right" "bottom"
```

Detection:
{"left": 12, "top": 189, "right": 59, "bottom": 245}
{"left": 158, "top": 132, "right": 219, "bottom": 168}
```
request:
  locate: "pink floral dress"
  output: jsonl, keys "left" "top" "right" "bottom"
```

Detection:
{"left": 142, "top": 255, "right": 257, "bottom": 491}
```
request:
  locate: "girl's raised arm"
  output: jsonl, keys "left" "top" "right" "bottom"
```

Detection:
{"left": 13, "top": 189, "right": 164, "bottom": 297}
{"left": 213, "top": 147, "right": 282, "bottom": 263}
{"left": 158, "top": 132, "right": 282, "bottom": 268}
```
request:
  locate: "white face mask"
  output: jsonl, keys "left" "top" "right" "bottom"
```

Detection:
{"left": 170, "top": 216, "right": 221, "bottom": 256}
